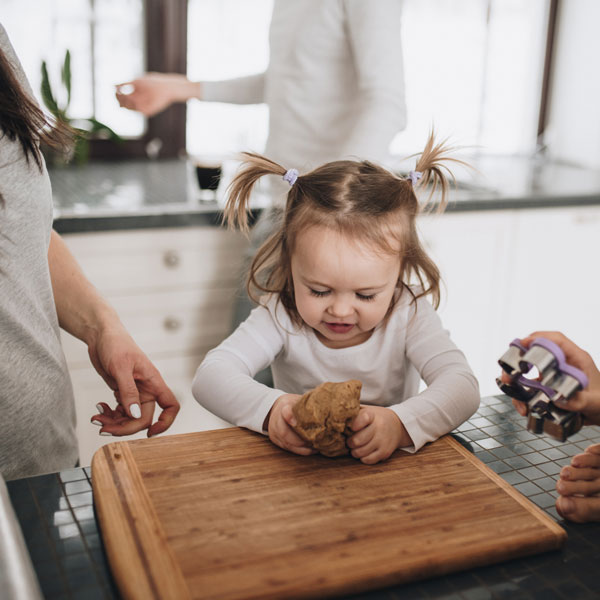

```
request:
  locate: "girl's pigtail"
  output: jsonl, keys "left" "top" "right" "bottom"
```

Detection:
{"left": 223, "top": 152, "right": 287, "bottom": 233}
{"left": 412, "top": 131, "right": 469, "bottom": 212}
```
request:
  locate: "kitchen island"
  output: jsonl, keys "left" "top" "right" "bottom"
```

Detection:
{"left": 30, "top": 158, "right": 600, "bottom": 597}
{"left": 7, "top": 395, "right": 600, "bottom": 600}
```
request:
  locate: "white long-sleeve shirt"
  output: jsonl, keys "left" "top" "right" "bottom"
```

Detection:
{"left": 193, "top": 292, "right": 480, "bottom": 452}
{"left": 202, "top": 0, "right": 406, "bottom": 171}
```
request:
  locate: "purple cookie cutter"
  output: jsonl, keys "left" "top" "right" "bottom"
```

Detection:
{"left": 497, "top": 336, "right": 588, "bottom": 441}
{"left": 510, "top": 337, "right": 588, "bottom": 398}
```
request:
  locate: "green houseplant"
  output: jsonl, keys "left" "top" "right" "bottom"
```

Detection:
{"left": 40, "top": 49, "right": 121, "bottom": 165}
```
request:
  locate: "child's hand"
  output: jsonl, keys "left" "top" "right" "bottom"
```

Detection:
{"left": 555, "top": 443, "right": 600, "bottom": 523}
{"left": 266, "top": 394, "right": 317, "bottom": 456}
{"left": 347, "top": 406, "right": 412, "bottom": 464}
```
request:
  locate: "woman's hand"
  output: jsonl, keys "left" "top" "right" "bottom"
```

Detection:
{"left": 266, "top": 394, "right": 316, "bottom": 456}
{"left": 47, "top": 230, "right": 179, "bottom": 438}
{"left": 87, "top": 323, "right": 179, "bottom": 437}
{"left": 507, "top": 331, "right": 600, "bottom": 426}
{"left": 347, "top": 406, "right": 412, "bottom": 464}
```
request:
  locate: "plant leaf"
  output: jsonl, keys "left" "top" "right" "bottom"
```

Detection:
{"left": 73, "top": 137, "right": 89, "bottom": 165}
{"left": 40, "top": 60, "right": 60, "bottom": 116}
{"left": 85, "top": 117, "right": 123, "bottom": 143}
{"left": 61, "top": 49, "right": 71, "bottom": 110}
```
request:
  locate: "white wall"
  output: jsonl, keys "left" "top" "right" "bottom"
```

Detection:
{"left": 546, "top": 0, "right": 600, "bottom": 168}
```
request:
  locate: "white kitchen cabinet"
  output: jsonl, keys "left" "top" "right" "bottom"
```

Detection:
{"left": 503, "top": 206, "right": 600, "bottom": 364}
{"left": 61, "top": 226, "right": 249, "bottom": 466}
{"left": 417, "top": 210, "right": 516, "bottom": 397}
{"left": 418, "top": 205, "right": 600, "bottom": 398}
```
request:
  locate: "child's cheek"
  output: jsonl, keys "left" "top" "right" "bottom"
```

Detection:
{"left": 296, "top": 295, "right": 316, "bottom": 327}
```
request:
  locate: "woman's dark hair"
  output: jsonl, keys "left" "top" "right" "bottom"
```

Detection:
{"left": 0, "top": 47, "right": 73, "bottom": 170}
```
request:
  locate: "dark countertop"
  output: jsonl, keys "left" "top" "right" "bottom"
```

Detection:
{"left": 50, "top": 157, "right": 600, "bottom": 234}
{"left": 50, "top": 160, "right": 225, "bottom": 234}
{"left": 7, "top": 395, "right": 600, "bottom": 600}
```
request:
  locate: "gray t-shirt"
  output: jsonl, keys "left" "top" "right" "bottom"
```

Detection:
{"left": 0, "top": 24, "right": 77, "bottom": 480}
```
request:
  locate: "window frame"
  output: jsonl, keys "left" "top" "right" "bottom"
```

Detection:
{"left": 537, "top": 0, "right": 559, "bottom": 143}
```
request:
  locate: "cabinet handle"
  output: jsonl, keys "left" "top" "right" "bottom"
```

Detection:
{"left": 163, "top": 249, "right": 181, "bottom": 268}
{"left": 163, "top": 316, "right": 182, "bottom": 331}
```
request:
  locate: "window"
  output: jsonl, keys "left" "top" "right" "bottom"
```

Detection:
{"left": 3, "top": 0, "right": 186, "bottom": 159}
{"left": 3, "top": 0, "right": 145, "bottom": 136}
{"left": 185, "top": 0, "right": 551, "bottom": 160}
{"left": 3, "top": 0, "right": 564, "bottom": 163}
{"left": 186, "top": 0, "right": 272, "bottom": 159}
{"left": 545, "top": 0, "right": 600, "bottom": 168}
{"left": 394, "top": 0, "right": 550, "bottom": 157}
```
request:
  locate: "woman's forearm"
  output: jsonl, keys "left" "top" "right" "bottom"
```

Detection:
{"left": 47, "top": 230, "right": 122, "bottom": 345}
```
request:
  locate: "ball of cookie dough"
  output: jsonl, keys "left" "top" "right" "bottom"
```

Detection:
{"left": 292, "top": 379, "right": 362, "bottom": 457}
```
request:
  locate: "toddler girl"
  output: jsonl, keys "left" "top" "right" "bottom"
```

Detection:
{"left": 193, "top": 134, "right": 480, "bottom": 464}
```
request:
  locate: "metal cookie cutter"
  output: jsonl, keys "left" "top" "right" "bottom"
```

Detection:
{"left": 496, "top": 337, "right": 588, "bottom": 442}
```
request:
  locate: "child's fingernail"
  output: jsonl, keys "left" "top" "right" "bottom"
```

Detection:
{"left": 99, "top": 431, "right": 112, "bottom": 437}
{"left": 96, "top": 403, "right": 104, "bottom": 414}
{"left": 91, "top": 419, "right": 102, "bottom": 427}
{"left": 130, "top": 404, "right": 141, "bottom": 419}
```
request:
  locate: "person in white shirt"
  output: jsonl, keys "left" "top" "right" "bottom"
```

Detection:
{"left": 116, "top": 0, "right": 406, "bottom": 170}
{"left": 192, "top": 134, "right": 480, "bottom": 464}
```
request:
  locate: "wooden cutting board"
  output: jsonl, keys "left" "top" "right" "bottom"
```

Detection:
{"left": 92, "top": 429, "right": 565, "bottom": 600}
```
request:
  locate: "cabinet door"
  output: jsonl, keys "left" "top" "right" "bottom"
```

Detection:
{"left": 417, "top": 211, "right": 515, "bottom": 396}
{"left": 60, "top": 286, "right": 240, "bottom": 367}
{"left": 505, "top": 206, "right": 600, "bottom": 361}
{"left": 62, "top": 226, "right": 248, "bottom": 295}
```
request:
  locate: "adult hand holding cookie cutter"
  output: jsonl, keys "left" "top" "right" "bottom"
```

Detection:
{"left": 496, "top": 337, "right": 589, "bottom": 442}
